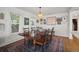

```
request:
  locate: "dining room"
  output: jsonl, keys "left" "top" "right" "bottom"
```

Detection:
{"left": 0, "top": 7, "right": 79, "bottom": 52}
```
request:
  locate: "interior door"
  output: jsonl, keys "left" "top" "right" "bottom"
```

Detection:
{"left": 72, "top": 19, "right": 78, "bottom": 31}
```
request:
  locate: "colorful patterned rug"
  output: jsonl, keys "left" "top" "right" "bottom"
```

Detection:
{"left": 48, "top": 39, "right": 64, "bottom": 52}
{"left": 7, "top": 38, "right": 64, "bottom": 52}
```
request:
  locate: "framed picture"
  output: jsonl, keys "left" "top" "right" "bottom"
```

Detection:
{"left": 36, "top": 20, "right": 39, "bottom": 23}
{"left": 57, "top": 17, "right": 62, "bottom": 24}
{"left": 43, "top": 19, "right": 47, "bottom": 24}
{"left": 0, "top": 13, "right": 4, "bottom": 19}
{"left": 24, "top": 17, "right": 29, "bottom": 25}
{"left": 31, "top": 20, "right": 34, "bottom": 25}
{"left": 47, "top": 17, "right": 57, "bottom": 25}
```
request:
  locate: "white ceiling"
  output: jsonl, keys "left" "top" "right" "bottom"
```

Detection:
{"left": 17, "top": 7, "right": 70, "bottom": 16}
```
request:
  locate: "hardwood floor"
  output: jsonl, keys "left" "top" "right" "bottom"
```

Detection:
{"left": 0, "top": 35, "right": 64, "bottom": 52}
{"left": 0, "top": 35, "right": 79, "bottom": 52}
{"left": 0, "top": 39, "right": 24, "bottom": 52}
{"left": 64, "top": 35, "right": 79, "bottom": 52}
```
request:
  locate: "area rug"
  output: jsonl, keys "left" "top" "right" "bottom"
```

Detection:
{"left": 48, "top": 39, "right": 64, "bottom": 52}
{"left": 13, "top": 39, "right": 64, "bottom": 52}
{"left": 7, "top": 38, "right": 64, "bottom": 52}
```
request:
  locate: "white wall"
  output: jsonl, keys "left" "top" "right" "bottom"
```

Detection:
{"left": 0, "top": 7, "right": 35, "bottom": 47}
{"left": 0, "top": 7, "right": 36, "bottom": 36}
{"left": 69, "top": 9, "right": 79, "bottom": 39}
{"left": 42, "top": 12, "right": 69, "bottom": 37}
{"left": 30, "top": 12, "right": 69, "bottom": 37}
{"left": 70, "top": 10, "right": 79, "bottom": 31}
{"left": 0, "top": 8, "right": 73, "bottom": 47}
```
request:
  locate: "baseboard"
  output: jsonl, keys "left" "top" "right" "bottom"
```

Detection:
{"left": 54, "top": 35, "right": 69, "bottom": 39}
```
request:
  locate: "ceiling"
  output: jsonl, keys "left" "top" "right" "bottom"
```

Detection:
{"left": 17, "top": 7, "right": 70, "bottom": 16}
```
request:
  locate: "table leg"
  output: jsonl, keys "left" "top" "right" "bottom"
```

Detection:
{"left": 33, "top": 40, "right": 36, "bottom": 51}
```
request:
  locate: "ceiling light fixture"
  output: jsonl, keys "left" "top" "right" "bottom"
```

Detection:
{"left": 37, "top": 7, "right": 44, "bottom": 20}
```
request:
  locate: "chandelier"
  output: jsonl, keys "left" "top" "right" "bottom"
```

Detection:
{"left": 37, "top": 7, "right": 44, "bottom": 19}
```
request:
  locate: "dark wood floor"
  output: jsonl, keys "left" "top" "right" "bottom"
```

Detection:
{"left": 0, "top": 35, "right": 65, "bottom": 52}
{"left": 0, "top": 39, "right": 24, "bottom": 52}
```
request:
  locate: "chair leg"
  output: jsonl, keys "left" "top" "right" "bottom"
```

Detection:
{"left": 42, "top": 45, "right": 44, "bottom": 52}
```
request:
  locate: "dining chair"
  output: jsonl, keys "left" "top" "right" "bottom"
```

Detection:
{"left": 51, "top": 27, "right": 55, "bottom": 39}
{"left": 43, "top": 29, "right": 51, "bottom": 51}
{"left": 23, "top": 28, "right": 34, "bottom": 51}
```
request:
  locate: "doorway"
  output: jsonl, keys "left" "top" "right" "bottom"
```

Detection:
{"left": 72, "top": 19, "right": 78, "bottom": 31}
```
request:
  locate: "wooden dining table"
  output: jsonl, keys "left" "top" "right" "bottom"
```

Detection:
{"left": 18, "top": 31, "right": 48, "bottom": 46}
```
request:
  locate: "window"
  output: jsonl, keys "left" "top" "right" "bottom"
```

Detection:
{"left": 0, "top": 24, "right": 5, "bottom": 31}
{"left": 10, "top": 13, "right": 20, "bottom": 33}
{"left": 0, "top": 13, "right": 4, "bottom": 19}
{"left": 24, "top": 18, "right": 29, "bottom": 25}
